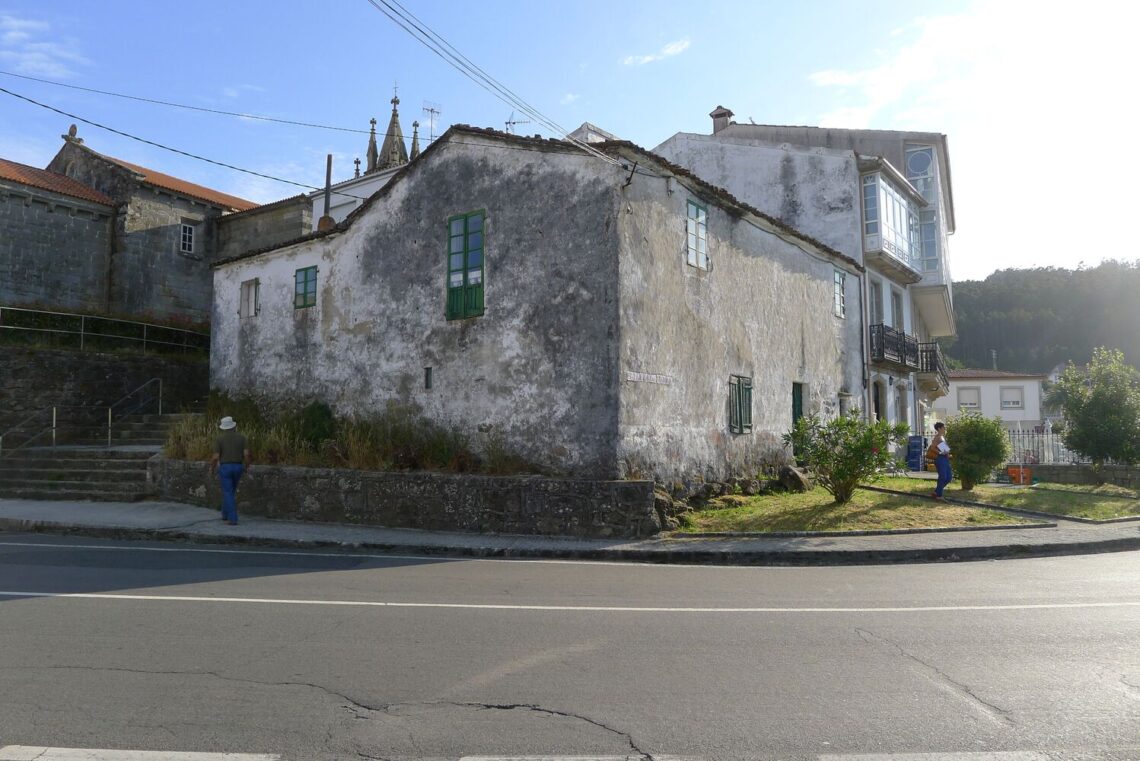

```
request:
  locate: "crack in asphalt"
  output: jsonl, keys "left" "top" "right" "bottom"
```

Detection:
{"left": 23, "top": 665, "right": 656, "bottom": 758}
{"left": 855, "top": 627, "right": 1015, "bottom": 727}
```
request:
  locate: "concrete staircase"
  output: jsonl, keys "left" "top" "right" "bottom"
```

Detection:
{"left": 0, "top": 412, "right": 198, "bottom": 501}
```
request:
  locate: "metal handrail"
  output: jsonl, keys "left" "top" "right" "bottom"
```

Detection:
{"left": 0, "top": 379, "right": 164, "bottom": 455}
{"left": 0, "top": 305, "right": 208, "bottom": 353}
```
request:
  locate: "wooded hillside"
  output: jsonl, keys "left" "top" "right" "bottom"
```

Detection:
{"left": 943, "top": 260, "right": 1140, "bottom": 373}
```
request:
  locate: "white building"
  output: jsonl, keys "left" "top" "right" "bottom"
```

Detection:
{"left": 654, "top": 108, "right": 957, "bottom": 436}
{"left": 931, "top": 369, "right": 1047, "bottom": 431}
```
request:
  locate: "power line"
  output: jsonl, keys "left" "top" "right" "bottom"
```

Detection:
{"left": 0, "top": 69, "right": 372, "bottom": 135}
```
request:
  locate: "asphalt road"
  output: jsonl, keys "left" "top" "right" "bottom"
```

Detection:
{"left": 0, "top": 534, "right": 1138, "bottom": 761}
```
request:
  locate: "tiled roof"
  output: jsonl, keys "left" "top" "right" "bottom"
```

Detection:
{"left": 101, "top": 155, "right": 258, "bottom": 212}
{"left": 0, "top": 157, "right": 114, "bottom": 206}
{"left": 949, "top": 369, "right": 1047, "bottom": 379}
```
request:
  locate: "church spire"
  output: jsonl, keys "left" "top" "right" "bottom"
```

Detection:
{"left": 410, "top": 120, "right": 421, "bottom": 160}
{"left": 365, "top": 118, "right": 379, "bottom": 174}
{"left": 377, "top": 93, "right": 409, "bottom": 171}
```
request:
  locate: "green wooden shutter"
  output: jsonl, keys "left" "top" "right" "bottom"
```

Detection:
{"left": 741, "top": 377, "right": 753, "bottom": 433}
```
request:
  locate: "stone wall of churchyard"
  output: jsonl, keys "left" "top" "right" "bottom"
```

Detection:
{"left": 1033, "top": 464, "right": 1140, "bottom": 490}
{"left": 150, "top": 457, "right": 661, "bottom": 539}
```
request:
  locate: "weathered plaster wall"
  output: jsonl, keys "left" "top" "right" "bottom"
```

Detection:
{"left": 212, "top": 137, "right": 623, "bottom": 477}
{"left": 152, "top": 457, "right": 659, "bottom": 538}
{"left": 217, "top": 196, "right": 312, "bottom": 260}
{"left": 0, "top": 181, "right": 113, "bottom": 311}
{"left": 615, "top": 174, "right": 864, "bottom": 481}
{"left": 654, "top": 133, "right": 862, "bottom": 260}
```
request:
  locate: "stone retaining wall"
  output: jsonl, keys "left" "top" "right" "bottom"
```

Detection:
{"left": 150, "top": 457, "right": 660, "bottom": 538}
{"left": 1032, "top": 463, "right": 1140, "bottom": 489}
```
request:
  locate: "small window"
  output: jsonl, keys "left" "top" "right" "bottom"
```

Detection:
{"left": 239, "top": 278, "right": 259, "bottom": 318}
{"left": 958, "top": 386, "right": 980, "bottom": 410}
{"left": 833, "top": 270, "right": 846, "bottom": 318}
{"left": 180, "top": 223, "right": 195, "bottom": 254}
{"left": 1000, "top": 386, "right": 1024, "bottom": 409}
{"left": 729, "top": 375, "right": 752, "bottom": 434}
{"left": 686, "top": 200, "right": 709, "bottom": 270}
{"left": 424, "top": 367, "right": 433, "bottom": 390}
{"left": 294, "top": 266, "right": 317, "bottom": 309}
{"left": 446, "top": 211, "right": 485, "bottom": 320}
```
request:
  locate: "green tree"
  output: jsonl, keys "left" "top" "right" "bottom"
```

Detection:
{"left": 1056, "top": 347, "right": 1140, "bottom": 472}
{"left": 784, "top": 413, "right": 908, "bottom": 504}
{"left": 945, "top": 413, "right": 1010, "bottom": 490}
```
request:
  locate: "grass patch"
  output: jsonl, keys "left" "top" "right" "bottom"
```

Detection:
{"left": 675, "top": 486, "right": 1031, "bottom": 533}
{"left": 876, "top": 476, "right": 1140, "bottom": 522}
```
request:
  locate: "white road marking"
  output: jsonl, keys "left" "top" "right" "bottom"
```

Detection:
{"left": 818, "top": 753, "right": 1051, "bottom": 760}
{"left": 0, "top": 748, "right": 279, "bottom": 761}
{"left": 2, "top": 589, "right": 1140, "bottom": 614}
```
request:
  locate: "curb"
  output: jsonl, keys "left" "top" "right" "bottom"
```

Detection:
{"left": 5, "top": 517, "right": 1140, "bottom": 567}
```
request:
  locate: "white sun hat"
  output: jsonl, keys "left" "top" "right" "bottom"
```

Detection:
{"left": 218, "top": 416, "right": 237, "bottom": 430}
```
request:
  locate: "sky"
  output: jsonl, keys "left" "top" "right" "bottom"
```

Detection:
{"left": 1, "top": 0, "right": 1136, "bottom": 282}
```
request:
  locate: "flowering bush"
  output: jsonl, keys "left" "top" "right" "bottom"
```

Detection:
{"left": 784, "top": 412, "right": 909, "bottom": 504}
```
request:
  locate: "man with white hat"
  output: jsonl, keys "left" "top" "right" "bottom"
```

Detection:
{"left": 209, "top": 416, "right": 251, "bottom": 525}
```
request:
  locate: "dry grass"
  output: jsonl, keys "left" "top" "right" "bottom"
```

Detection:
{"left": 877, "top": 476, "right": 1140, "bottom": 521}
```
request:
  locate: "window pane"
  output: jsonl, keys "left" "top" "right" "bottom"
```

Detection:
{"left": 468, "top": 214, "right": 483, "bottom": 231}
{"left": 449, "top": 272, "right": 463, "bottom": 288}
{"left": 467, "top": 249, "right": 483, "bottom": 267}
{"left": 450, "top": 254, "right": 464, "bottom": 271}
{"left": 450, "top": 236, "right": 464, "bottom": 254}
{"left": 467, "top": 269, "right": 482, "bottom": 285}
{"left": 468, "top": 231, "right": 483, "bottom": 249}
{"left": 450, "top": 219, "right": 464, "bottom": 236}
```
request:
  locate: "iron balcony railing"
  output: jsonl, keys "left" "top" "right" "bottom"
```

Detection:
{"left": 869, "top": 323, "right": 919, "bottom": 370}
{"left": 918, "top": 341, "right": 949, "bottom": 390}
{"left": 0, "top": 305, "right": 208, "bottom": 354}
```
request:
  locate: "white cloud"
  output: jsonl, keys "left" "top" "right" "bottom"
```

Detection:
{"left": 806, "top": 0, "right": 1140, "bottom": 280}
{"left": 222, "top": 84, "right": 266, "bottom": 99}
{"left": 560, "top": 93, "right": 579, "bottom": 105}
{"left": 0, "top": 13, "right": 87, "bottom": 78}
{"left": 622, "top": 38, "right": 690, "bottom": 66}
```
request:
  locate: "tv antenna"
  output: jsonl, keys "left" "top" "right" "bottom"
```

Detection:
{"left": 505, "top": 111, "right": 531, "bottom": 134}
{"left": 422, "top": 101, "right": 441, "bottom": 142}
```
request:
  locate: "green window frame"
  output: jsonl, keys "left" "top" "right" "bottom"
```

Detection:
{"left": 686, "top": 200, "right": 708, "bottom": 270}
{"left": 792, "top": 382, "right": 804, "bottom": 425}
{"left": 729, "top": 375, "right": 753, "bottom": 434}
{"left": 446, "top": 210, "right": 485, "bottom": 320}
{"left": 294, "top": 266, "right": 317, "bottom": 309}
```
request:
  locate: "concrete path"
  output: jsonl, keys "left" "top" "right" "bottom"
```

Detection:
{"left": 2, "top": 494, "right": 1139, "bottom": 565}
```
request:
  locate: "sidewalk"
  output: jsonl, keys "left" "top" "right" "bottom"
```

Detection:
{"left": 2, "top": 495, "right": 1140, "bottom": 565}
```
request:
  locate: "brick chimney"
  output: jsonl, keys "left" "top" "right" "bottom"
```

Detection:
{"left": 710, "top": 105, "right": 734, "bottom": 134}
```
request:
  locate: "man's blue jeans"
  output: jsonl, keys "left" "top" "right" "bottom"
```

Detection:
{"left": 935, "top": 454, "right": 953, "bottom": 497}
{"left": 218, "top": 462, "right": 244, "bottom": 523}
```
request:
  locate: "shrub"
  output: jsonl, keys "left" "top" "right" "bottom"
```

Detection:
{"left": 783, "top": 412, "right": 909, "bottom": 504}
{"left": 297, "top": 401, "right": 337, "bottom": 450}
{"left": 945, "top": 413, "right": 1010, "bottom": 490}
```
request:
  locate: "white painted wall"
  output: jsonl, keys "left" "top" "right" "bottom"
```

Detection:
{"left": 931, "top": 376, "right": 1045, "bottom": 430}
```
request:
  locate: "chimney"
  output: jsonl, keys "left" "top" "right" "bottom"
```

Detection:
{"left": 317, "top": 154, "right": 335, "bottom": 232}
{"left": 710, "top": 105, "right": 734, "bottom": 134}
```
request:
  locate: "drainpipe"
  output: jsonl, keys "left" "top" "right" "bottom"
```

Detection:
{"left": 860, "top": 274, "right": 873, "bottom": 422}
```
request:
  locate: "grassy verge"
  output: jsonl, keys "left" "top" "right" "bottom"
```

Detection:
{"left": 876, "top": 476, "right": 1140, "bottom": 521}
{"left": 674, "top": 486, "right": 1034, "bottom": 534}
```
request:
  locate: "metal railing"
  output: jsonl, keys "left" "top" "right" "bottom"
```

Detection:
{"left": 918, "top": 341, "right": 949, "bottom": 390}
{"left": 0, "top": 378, "right": 163, "bottom": 456}
{"left": 0, "top": 306, "right": 208, "bottom": 354}
{"left": 869, "top": 323, "right": 919, "bottom": 369}
{"left": 1005, "top": 430, "right": 1090, "bottom": 465}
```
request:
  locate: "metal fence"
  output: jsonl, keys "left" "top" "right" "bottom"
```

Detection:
{"left": 917, "top": 429, "right": 1090, "bottom": 466}
{"left": 0, "top": 305, "right": 208, "bottom": 354}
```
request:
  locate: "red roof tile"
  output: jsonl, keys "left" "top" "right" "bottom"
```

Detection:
{"left": 0, "top": 157, "right": 114, "bottom": 206}
{"left": 101, "top": 155, "right": 258, "bottom": 212}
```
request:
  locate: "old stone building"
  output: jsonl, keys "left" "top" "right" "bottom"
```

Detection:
{"left": 2, "top": 125, "right": 310, "bottom": 324}
{"left": 211, "top": 125, "right": 864, "bottom": 481}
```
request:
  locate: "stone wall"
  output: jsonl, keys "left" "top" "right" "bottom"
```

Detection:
{"left": 150, "top": 457, "right": 660, "bottom": 538}
{"left": 0, "top": 347, "right": 209, "bottom": 431}
{"left": 0, "top": 181, "right": 114, "bottom": 312}
{"left": 1032, "top": 464, "right": 1140, "bottom": 490}
{"left": 217, "top": 196, "right": 311, "bottom": 260}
